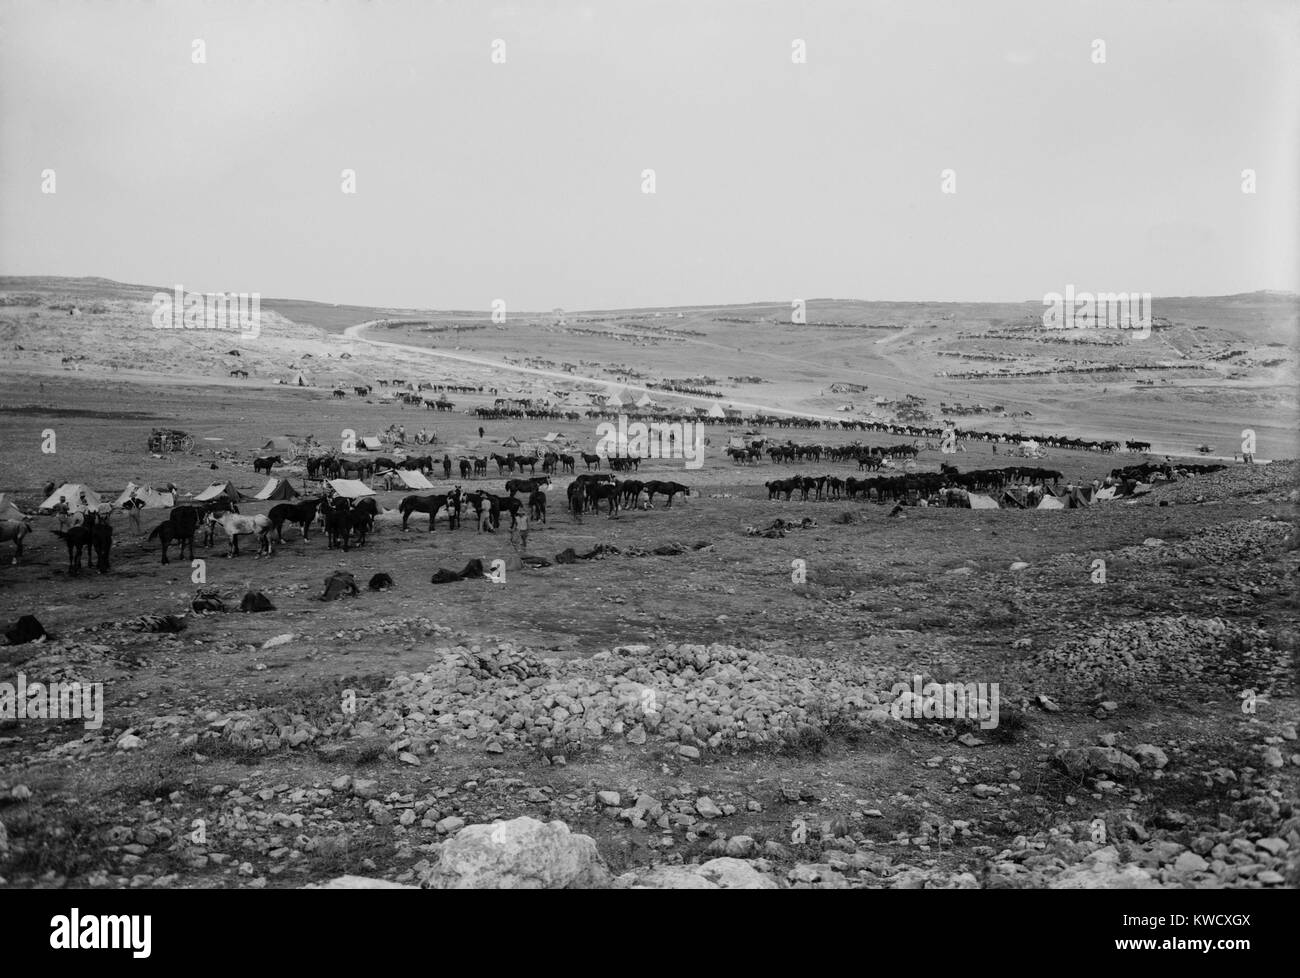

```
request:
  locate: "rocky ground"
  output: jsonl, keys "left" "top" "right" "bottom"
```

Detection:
{"left": 0, "top": 361, "right": 1297, "bottom": 889}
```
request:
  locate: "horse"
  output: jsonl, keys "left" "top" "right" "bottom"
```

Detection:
{"left": 268, "top": 497, "right": 322, "bottom": 542}
{"left": 567, "top": 481, "right": 586, "bottom": 518}
{"left": 351, "top": 496, "right": 381, "bottom": 533}
{"left": 619, "top": 479, "right": 645, "bottom": 510}
{"left": 559, "top": 453, "right": 575, "bottom": 473}
{"left": 463, "top": 491, "right": 502, "bottom": 531}
{"left": 581, "top": 452, "right": 602, "bottom": 470}
{"left": 589, "top": 481, "right": 621, "bottom": 517}
{"left": 148, "top": 506, "right": 204, "bottom": 564}
{"left": 322, "top": 497, "right": 359, "bottom": 550}
{"left": 253, "top": 455, "right": 282, "bottom": 476}
{"left": 206, "top": 512, "right": 273, "bottom": 557}
{"left": 643, "top": 481, "right": 690, "bottom": 508}
{"left": 491, "top": 453, "right": 515, "bottom": 475}
{"left": 459, "top": 458, "right": 473, "bottom": 479}
{"left": 505, "top": 476, "right": 550, "bottom": 497}
{"left": 56, "top": 514, "right": 112, "bottom": 574}
{"left": 399, "top": 493, "right": 451, "bottom": 531}
{"left": 529, "top": 489, "right": 547, "bottom": 523}
{"left": 0, "top": 520, "right": 32, "bottom": 564}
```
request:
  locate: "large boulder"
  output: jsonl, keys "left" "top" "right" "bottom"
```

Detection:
{"left": 622, "top": 857, "right": 778, "bottom": 889}
{"left": 1055, "top": 746, "right": 1142, "bottom": 779}
{"left": 421, "top": 817, "right": 611, "bottom": 889}
{"left": 307, "top": 875, "right": 416, "bottom": 889}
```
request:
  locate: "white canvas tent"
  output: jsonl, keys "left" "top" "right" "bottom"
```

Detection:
{"left": 634, "top": 392, "right": 653, "bottom": 408}
{"left": 1094, "top": 486, "right": 1118, "bottom": 501}
{"left": 115, "top": 482, "right": 176, "bottom": 509}
{"left": 543, "top": 432, "right": 561, "bottom": 442}
{"left": 1036, "top": 494, "right": 1066, "bottom": 510}
{"left": 605, "top": 389, "right": 629, "bottom": 409}
{"left": 390, "top": 469, "right": 434, "bottom": 490}
{"left": 360, "top": 436, "right": 383, "bottom": 451}
{"left": 194, "top": 481, "right": 246, "bottom": 503}
{"left": 967, "top": 492, "right": 1000, "bottom": 510}
{"left": 253, "top": 478, "right": 300, "bottom": 501}
{"left": 707, "top": 402, "right": 726, "bottom": 419}
{"left": 39, "top": 483, "right": 102, "bottom": 513}
{"left": 261, "top": 437, "right": 296, "bottom": 453}
{"left": 328, "top": 479, "right": 375, "bottom": 499}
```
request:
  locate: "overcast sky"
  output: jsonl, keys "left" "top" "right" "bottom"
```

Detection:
{"left": 2, "top": 0, "right": 1297, "bottom": 310}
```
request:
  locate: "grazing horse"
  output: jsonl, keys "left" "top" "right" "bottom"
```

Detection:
{"left": 206, "top": 512, "right": 273, "bottom": 557}
{"left": 399, "top": 493, "right": 451, "bottom": 531}
{"left": 619, "top": 479, "right": 645, "bottom": 510}
{"left": 269, "top": 497, "right": 323, "bottom": 542}
{"left": 505, "top": 476, "right": 550, "bottom": 497}
{"left": 0, "top": 520, "right": 33, "bottom": 564}
{"left": 589, "top": 480, "right": 621, "bottom": 517}
{"left": 644, "top": 481, "right": 690, "bottom": 508}
{"left": 581, "top": 452, "right": 602, "bottom": 470}
{"left": 253, "top": 455, "right": 282, "bottom": 476}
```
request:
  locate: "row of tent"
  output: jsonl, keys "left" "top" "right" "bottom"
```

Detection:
{"left": 952, "top": 484, "right": 1100, "bottom": 510}
{"left": 32, "top": 478, "right": 302, "bottom": 514}
{"left": 603, "top": 389, "right": 731, "bottom": 419}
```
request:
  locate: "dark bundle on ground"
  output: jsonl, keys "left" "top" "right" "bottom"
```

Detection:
{"left": 430, "top": 559, "right": 486, "bottom": 584}
{"left": 3, "top": 614, "right": 45, "bottom": 645}
{"left": 368, "top": 572, "right": 394, "bottom": 591}
{"left": 240, "top": 591, "right": 276, "bottom": 612}
{"left": 321, "top": 572, "right": 359, "bottom": 601}
{"left": 129, "top": 614, "right": 186, "bottom": 633}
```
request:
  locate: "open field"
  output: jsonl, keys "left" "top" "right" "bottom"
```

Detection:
{"left": 0, "top": 280, "right": 1297, "bottom": 890}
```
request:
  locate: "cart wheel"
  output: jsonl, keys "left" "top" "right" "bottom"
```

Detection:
{"left": 182, "top": 435, "right": 196, "bottom": 453}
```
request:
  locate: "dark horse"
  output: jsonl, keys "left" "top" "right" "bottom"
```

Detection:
{"left": 148, "top": 505, "right": 203, "bottom": 564}
{"left": 269, "top": 497, "right": 323, "bottom": 542}
{"left": 57, "top": 513, "right": 112, "bottom": 574}
{"left": 253, "top": 455, "right": 282, "bottom": 476}
{"left": 324, "top": 497, "right": 365, "bottom": 550}
{"left": 399, "top": 493, "right": 454, "bottom": 531}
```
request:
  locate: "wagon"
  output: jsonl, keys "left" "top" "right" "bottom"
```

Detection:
{"left": 148, "top": 428, "right": 195, "bottom": 453}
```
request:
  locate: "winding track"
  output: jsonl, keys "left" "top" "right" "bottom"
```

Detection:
{"left": 342, "top": 321, "right": 1272, "bottom": 462}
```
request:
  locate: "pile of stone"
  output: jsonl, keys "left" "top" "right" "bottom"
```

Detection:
{"left": 1036, "top": 615, "right": 1275, "bottom": 686}
{"left": 201, "top": 641, "right": 902, "bottom": 757}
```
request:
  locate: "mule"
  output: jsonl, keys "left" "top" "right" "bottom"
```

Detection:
{"left": 253, "top": 455, "right": 282, "bottom": 476}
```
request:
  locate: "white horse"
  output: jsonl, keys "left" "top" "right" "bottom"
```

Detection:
{"left": 206, "top": 512, "right": 273, "bottom": 557}
{"left": 0, "top": 519, "right": 32, "bottom": 564}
